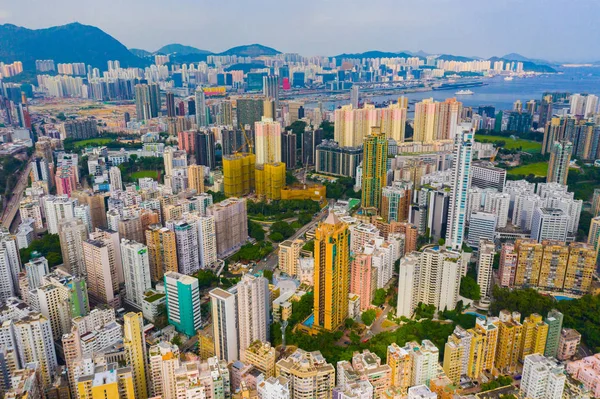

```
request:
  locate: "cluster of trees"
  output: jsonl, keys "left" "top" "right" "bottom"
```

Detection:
{"left": 19, "top": 234, "right": 63, "bottom": 267}
{"left": 247, "top": 199, "right": 321, "bottom": 220}
{"left": 320, "top": 121, "right": 335, "bottom": 140}
{"left": 196, "top": 270, "right": 219, "bottom": 289}
{"left": 207, "top": 190, "right": 227, "bottom": 203}
{"left": 372, "top": 289, "right": 387, "bottom": 307}
{"left": 230, "top": 242, "right": 273, "bottom": 262}
{"left": 322, "top": 177, "right": 360, "bottom": 199}
{"left": 492, "top": 287, "right": 600, "bottom": 352}
{"left": 63, "top": 133, "right": 144, "bottom": 152}
{"left": 248, "top": 220, "right": 265, "bottom": 241}
{"left": 361, "top": 309, "right": 377, "bottom": 326}
{"left": 460, "top": 275, "right": 481, "bottom": 301}
{"left": 480, "top": 375, "right": 513, "bottom": 392}
{"left": 269, "top": 221, "right": 295, "bottom": 242}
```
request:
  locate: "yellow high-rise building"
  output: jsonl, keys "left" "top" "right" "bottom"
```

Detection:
{"left": 443, "top": 337, "right": 463, "bottom": 385}
{"left": 466, "top": 328, "right": 485, "bottom": 380}
{"left": 123, "top": 312, "right": 148, "bottom": 399}
{"left": 564, "top": 242, "right": 596, "bottom": 293}
{"left": 255, "top": 162, "right": 286, "bottom": 201}
{"left": 495, "top": 311, "right": 523, "bottom": 374}
{"left": 538, "top": 241, "right": 569, "bottom": 291}
{"left": 223, "top": 153, "right": 256, "bottom": 197}
{"left": 387, "top": 343, "right": 412, "bottom": 393}
{"left": 314, "top": 212, "right": 350, "bottom": 331}
{"left": 77, "top": 364, "right": 135, "bottom": 399}
{"left": 278, "top": 239, "right": 303, "bottom": 276}
{"left": 513, "top": 239, "right": 544, "bottom": 287}
{"left": 520, "top": 313, "right": 549, "bottom": 362}
{"left": 473, "top": 317, "right": 498, "bottom": 375}
{"left": 188, "top": 164, "right": 205, "bottom": 194}
{"left": 145, "top": 224, "right": 178, "bottom": 282}
{"left": 362, "top": 128, "right": 388, "bottom": 211}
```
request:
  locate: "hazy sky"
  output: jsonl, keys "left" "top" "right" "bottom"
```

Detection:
{"left": 1, "top": 0, "right": 599, "bottom": 61}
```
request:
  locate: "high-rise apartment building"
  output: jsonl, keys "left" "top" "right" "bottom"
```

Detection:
{"left": 495, "top": 310, "right": 523, "bottom": 374}
{"left": 476, "top": 240, "right": 495, "bottom": 299}
{"left": 237, "top": 274, "right": 269, "bottom": 354}
{"left": 172, "top": 221, "right": 200, "bottom": 275}
{"left": 548, "top": 141, "right": 572, "bottom": 185}
{"left": 123, "top": 312, "right": 148, "bottom": 399}
{"left": 520, "top": 354, "right": 566, "bottom": 399}
{"left": 281, "top": 131, "right": 297, "bottom": 169}
{"left": 0, "top": 231, "right": 22, "bottom": 301}
{"left": 350, "top": 253, "right": 376, "bottom": 312}
{"left": 146, "top": 224, "right": 178, "bottom": 282}
{"left": 188, "top": 164, "right": 205, "bottom": 194}
{"left": 195, "top": 87, "right": 209, "bottom": 127}
{"left": 164, "top": 271, "right": 202, "bottom": 337}
{"left": 223, "top": 153, "right": 256, "bottom": 197}
{"left": 413, "top": 98, "right": 462, "bottom": 143}
{"left": 445, "top": 125, "right": 474, "bottom": 250}
{"left": 195, "top": 130, "right": 216, "bottom": 170}
{"left": 13, "top": 313, "right": 58, "bottom": 387}
{"left": 380, "top": 182, "right": 412, "bottom": 223}
{"left": 83, "top": 237, "right": 120, "bottom": 308}
{"left": 243, "top": 340, "right": 277, "bottom": 378}
{"left": 120, "top": 239, "right": 152, "bottom": 309}
{"left": 361, "top": 128, "right": 388, "bottom": 210}
{"left": 531, "top": 208, "right": 569, "bottom": 243}
{"left": 118, "top": 216, "right": 144, "bottom": 244}
{"left": 148, "top": 341, "right": 180, "bottom": 399}
{"left": 387, "top": 343, "right": 412, "bottom": 393}
{"left": 207, "top": 198, "right": 248, "bottom": 258}
{"left": 44, "top": 195, "right": 77, "bottom": 234}
{"left": 276, "top": 349, "right": 335, "bottom": 399}
{"left": 544, "top": 310, "right": 564, "bottom": 358}
{"left": 396, "top": 246, "right": 462, "bottom": 318}
{"left": 135, "top": 83, "right": 160, "bottom": 121}
{"left": 278, "top": 239, "right": 302, "bottom": 276}
{"left": 520, "top": 313, "right": 549, "bottom": 362}
{"left": 236, "top": 98, "right": 264, "bottom": 127}
{"left": 255, "top": 117, "right": 282, "bottom": 165}
{"left": 314, "top": 212, "right": 350, "bottom": 331}
{"left": 210, "top": 287, "right": 239, "bottom": 362}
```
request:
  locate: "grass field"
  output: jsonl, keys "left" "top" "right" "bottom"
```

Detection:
{"left": 130, "top": 170, "right": 159, "bottom": 180}
{"left": 475, "top": 135, "right": 542, "bottom": 153}
{"left": 73, "top": 138, "right": 113, "bottom": 149}
{"left": 507, "top": 162, "right": 548, "bottom": 177}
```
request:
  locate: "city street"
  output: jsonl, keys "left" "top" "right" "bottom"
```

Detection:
{"left": 1, "top": 162, "right": 32, "bottom": 231}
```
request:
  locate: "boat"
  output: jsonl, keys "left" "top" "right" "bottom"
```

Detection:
{"left": 504, "top": 76, "right": 514, "bottom": 81}
{"left": 455, "top": 89, "right": 474, "bottom": 95}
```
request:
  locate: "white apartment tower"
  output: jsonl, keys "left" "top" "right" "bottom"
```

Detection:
{"left": 236, "top": 274, "right": 270, "bottom": 354}
{"left": 120, "top": 239, "right": 152, "bottom": 309}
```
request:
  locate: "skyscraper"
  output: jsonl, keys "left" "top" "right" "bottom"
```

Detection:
{"left": 263, "top": 75, "right": 280, "bottom": 109}
{"left": 255, "top": 117, "right": 282, "bottom": 164}
{"left": 173, "top": 221, "right": 200, "bottom": 275}
{"left": 547, "top": 141, "right": 572, "bottom": 185}
{"left": 83, "top": 237, "right": 121, "bottom": 308}
{"left": 195, "top": 87, "right": 209, "bottom": 127}
{"left": 135, "top": 83, "right": 160, "bottom": 121}
{"left": 166, "top": 92, "right": 176, "bottom": 118}
{"left": 164, "top": 271, "right": 202, "bottom": 337}
{"left": 361, "top": 128, "right": 388, "bottom": 210}
{"left": 145, "top": 224, "right": 178, "bottom": 282}
{"left": 120, "top": 239, "right": 152, "bottom": 310}
{"left": 520, "top": 355, "right": 566, "bottom": 399}
{"left": 195, "top": 130, "right": 216, "bottom": 170}
{"left": 236, "top": 274, "right": 269, "bottom": 354}
{"left": 210, "top": 287, "right": 239, "bottom": 362}
{"left": 281, "top": 131, "right": 297, "bottom": 169}
{"left": 123, "top": 312, "right": 148, "bottom": 399}
{"left": 207, "top": 198, "right": 249, "bottom": 258}
{"left": 445, "top": 125, "right": 474, "bottom": 250}
{"left": 186, "top": 165, "right": 204, "bottom": 196}
{"left": 544, "top": 310, "right": 564, "bottom": 358}
{"left": 314, "top": 212, "right": 350, "bottom": 331}
{"left": 236, "top": 98, "right": 264, "bottom": 127}
{"left": 350, "top": 85, "right": 359, "bottom": 108}
{"left": 477, "top": 240, "right": 495, "bottom": 299}
{"left": 109, "top": 166, "right": 122, "bottom": 191}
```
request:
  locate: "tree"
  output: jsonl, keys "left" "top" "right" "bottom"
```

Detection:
{"left": 171, "top": 335, "right": 183, "bottom": 347}
{"left": 263, "top": 270, "right": 273, "bottom": 283}
{"left": 320, "top": 121, "right": 334, "bottom": 140}
{"left": 303, "top": 240, "right": 315, "bottom": 253}
{"left": 361, "top": 309, "right": 377, "bottom": 326}
{"left": 248, "top": 220, "right": 265, "bottom": 241}
{"left": 459, "top": 275, "right": 481, "bottom": 301}
{"left": 19, "top": 234, "right": 63, "bottom": 267}
{"left": 270, "top": 221, "right": 295, "bottom": 240}
{"left": 345, "top": 318, "right": 355, "bottom": 329}
{"left": 207, "top": 190, "right": 227, "bottom": 203}
{"left": 196, "top": 270, "right": 218, "bottom": 289}
{"left": 372, "top": 289, "right": 387, "bottom": 307}
{"left": 269, "top": 232, "right": 285, "bottom": 242}
{"left": 286, "top": 171, "right": 299, "bottom": 185}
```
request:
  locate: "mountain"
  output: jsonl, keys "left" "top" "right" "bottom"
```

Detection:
{"left": 500, "top": 53, "right": 554, "bottom": 66}
{"left": 155, "top": 43, "right": 212, "bottom": 56}
{"left": 129, "top": 48, "right": 152, "bottom": 58}
{"left": 334, "top": 50, "right": 421, "bottom": 59}
{"left": 0, "top": 22, "right": 147, "bottom": 70}
{"left": 219, "top": 44, "right": 280, "bottom": 57}
{"left": 437, "top": 54, "right": 477, "bottom": 62}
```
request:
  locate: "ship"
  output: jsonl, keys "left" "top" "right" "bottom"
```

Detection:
{"left": 455, "top": 89, "right": 474, "bottom": 95}
{"left": 504, "top": 76, "right": 514, "bottom": 81}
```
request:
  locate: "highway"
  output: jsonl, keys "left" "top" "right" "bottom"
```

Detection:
{"left": 254, "top": 206, "right": 329, "bottom": 273}
{"left": 1, "top": 162, "right": 32, "bottom": 231}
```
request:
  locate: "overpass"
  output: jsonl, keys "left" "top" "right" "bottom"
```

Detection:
{"left": 1, "top": 163, "right": 32, "bottom": 231}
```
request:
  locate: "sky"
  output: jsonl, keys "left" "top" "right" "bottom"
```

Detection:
{"left": 1, "top": 0, "right": 600, "bottom": 62}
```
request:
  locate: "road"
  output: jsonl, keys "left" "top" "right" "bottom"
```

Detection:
{"left": 1, "top": 162, "right": 32, "bottom": 231}
{"left": 254, "top": 206, "right": 329, "bottom": 273}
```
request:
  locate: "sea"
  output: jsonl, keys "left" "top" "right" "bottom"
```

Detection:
{"left": 307, "top": 66, "right": 600, "bottom": 113}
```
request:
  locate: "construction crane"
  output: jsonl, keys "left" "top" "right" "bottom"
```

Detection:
{"left": 231, "top": 124, "right": 254, "bottom": 155}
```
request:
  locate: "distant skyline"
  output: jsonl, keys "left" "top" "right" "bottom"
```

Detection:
{"left": 2, "top": 0, "right": 600, "bottom": 62}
